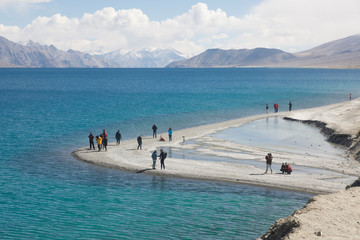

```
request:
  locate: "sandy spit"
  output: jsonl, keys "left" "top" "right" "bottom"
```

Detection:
{"left": 73, "top": 99, "right": 360, "bottom": 194}
{"left": 73, "top": 98, "right": 360, "bottom": 239}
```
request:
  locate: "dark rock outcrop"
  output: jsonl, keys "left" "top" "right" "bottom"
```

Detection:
{"left": 346, "top": 177, "right": 360, "bottom": 189}
{"left": 258, "top": 218, "right": 300, "bottom": 240}
{"left": 283, "top": 118, "right": 353, "bottom": 148}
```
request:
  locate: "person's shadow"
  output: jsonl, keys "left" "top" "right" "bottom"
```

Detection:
{"left": 136, "top": 168, "right": 153, "bottom": 173}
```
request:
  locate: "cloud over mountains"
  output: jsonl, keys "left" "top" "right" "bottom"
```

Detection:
{"left": 0, "top": 1, "right": 360, "bottom": 56}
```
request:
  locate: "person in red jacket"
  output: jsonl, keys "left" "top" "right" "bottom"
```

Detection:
{"left": 102, "top": 129, "right": 108, "bottom": 151}
{"left": 281, "top": 162, "right": 293, "bottom": 174}
{"left": 285, "top": 162, "right": 293, "bottom": 174}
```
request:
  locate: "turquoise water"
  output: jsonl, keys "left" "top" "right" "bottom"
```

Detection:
{"left": 1, "top": 68, "right": 360, "bottom": 239}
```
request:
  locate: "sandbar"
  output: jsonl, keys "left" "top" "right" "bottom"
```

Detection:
{"left": 72, "top": 99, "right": 360, "bottom": 194}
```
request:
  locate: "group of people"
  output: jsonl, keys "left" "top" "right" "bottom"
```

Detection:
{"left": 88, "top": 129, "right": 121, "bottom": 151}
{"left": 88, "top": 127, "right": 296, "bottom": 175}
{"left": 266, "top": 101, "right": 293, "bottom": 113}
{"left": 264, "top": 153, "right": 293, "bottom": 175}
{"left": 89, "top": 124, "right": 173, "bottom": 153}
{"left": 152, "top": 124, "right": 173, "bottom": 142}
{"left": 280, "top": 162, "right": 293, "bottom": 174}
{"left": 151, "top": 149, "right": 167, "bottom": 170}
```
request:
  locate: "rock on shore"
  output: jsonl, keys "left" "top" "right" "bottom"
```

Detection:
{"left": 258, "top": 187, "right": 360, "bottom": 240}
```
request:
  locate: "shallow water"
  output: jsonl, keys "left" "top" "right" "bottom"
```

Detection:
{"left": 213, "top": 117, "right": 345, "bottom": 158}
{"left": 160, "top": 117, "right": 348, "bottom": 177}
{"left": 2, "top": 68, "right": 360, "bottom": 239}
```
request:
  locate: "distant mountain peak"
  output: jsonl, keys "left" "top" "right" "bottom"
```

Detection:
{"left": 167, "top": 34, "right": 360, "bottom": 69}
{"left": 2, "top": 33, "right": 360, "bottom": 68}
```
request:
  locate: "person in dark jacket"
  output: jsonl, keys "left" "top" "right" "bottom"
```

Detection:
{"left": 265, "top": 153, "right": 273, "bottom": 174}
{"left": 88, "top": 132, "right": 95, "bottom": 150}
{"left": 289, "top": 101, "right": 292, "bottom": 111}
{"left": 152, "top": 124, "right": 158, "bottom": 138}
{"left": 159, "top": 149, "right": 167, "bottom": 170}
{"left": 115, "top": 130, "right": 121, "bottom": 145}
{"left": 137, "top": 135, "right": 142, "bottom": 150}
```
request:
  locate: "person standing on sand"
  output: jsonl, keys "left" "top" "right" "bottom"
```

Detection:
{"left": 159, "top": 149, "right": 167, "bottom": 170}
{"left": 168, "top": 128, "right": 173, "bottom": 141}
{"left": 137, "top": 135, "right": 142, "bottom": 150}
{"left": 265, "top": 153, "right": 273, "bottom": 174}
{"left": 151, "top": 150, "right": 157, "bottom": 169}
{"left": 266, "top": 104, "right": 269, "bottom": 114}
{"left": 102, "top": 129, "right": 108, "bottom": 151}
{"left": 115, "top": 130, "right": 121, "bottom": 145}
{"left": 350, "top": 93, "right": 352, "bottom": 101}
{"left": 289, "top": 101, "right": 292, "bottom": 111}
{"left": 152, "top": 124, "right": 158, "bottom": 138}
{"left": 96, "top": 135, "right": 102, "bottom": 151}
{"left": 88, "top": 132, "right": 95, "bottom": 150}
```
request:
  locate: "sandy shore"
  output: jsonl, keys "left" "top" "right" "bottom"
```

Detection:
{"left": 258, "top": 99, "right": 360, "bottom": 240}
{"left": 73, "top": 99, "right": 360, "bottom": 194}
{"left": 73, "top": 98, "right": 360, "bottom": 239}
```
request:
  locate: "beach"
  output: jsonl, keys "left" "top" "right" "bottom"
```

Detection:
{"left": 73, "top": 98, "right": 360, "bottom": 239}
{"left": 73, "top": 99, "right": 360, "bottom": 194}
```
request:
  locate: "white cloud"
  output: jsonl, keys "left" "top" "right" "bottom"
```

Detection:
{"left": 0, "top": 1, "right": 360, "bottom": 56}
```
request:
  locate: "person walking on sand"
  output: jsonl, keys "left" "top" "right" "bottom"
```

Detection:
{"left": 266, "top": 104, "right": 269, "bottom": 114}
{"left": 137, "top": 135, "right": 142, "bottom": 150}
{"left": 168, "top": 128, "right": 173, "bottom": 141}
{"left": 88, "top": 132, "right": 95, "bottom": 150}
{"left": 152, "top": 124, "right": 158, "bottom": 138}
{"left": 151, "top": 150, "right": 157, "bottom": 169}
{"left": 159, "top": 149, "right": 167, "bottom": 170}
{"left": 265, "top": 153, "right": 273, "bottom": 174}
{"left": 102, "top": 130, "right": 108, "bottom": 151}
{"left": 115, "top": 130, "right": 121, "bottom": 145}
{"left": 96, "top": 135, "right": 102, "bottom": 151}
{"left": 289, "top": 101, "right": 292, "bottom": 111}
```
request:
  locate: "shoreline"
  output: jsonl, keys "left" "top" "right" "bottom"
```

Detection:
{"left": 72, "top": 99, "right": 360, "bottom": 194}
{"left": 73, "top": 99, "right": 360, "bottom": 239}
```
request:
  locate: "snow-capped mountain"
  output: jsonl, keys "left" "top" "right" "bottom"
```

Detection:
{"left": 101, "top": 48, "right": 186, "bottom": 68}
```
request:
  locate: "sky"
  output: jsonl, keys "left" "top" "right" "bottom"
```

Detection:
{"left": 0, "top": 0, "right": 360, "bottom": 56}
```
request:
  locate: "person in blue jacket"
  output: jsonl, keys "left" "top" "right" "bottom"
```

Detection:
{"left": 168, "top": 128, "right": 173, "bottom": 141}
{"left": 151, "top": 150, "right": 157, "bottom": 169}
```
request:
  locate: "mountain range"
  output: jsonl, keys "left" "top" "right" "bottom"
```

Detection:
{"left": 0, "top": 36, "right": 185, "bottom": 68}
{"left": 1, "top": 34, "right": 360, "bottom": 68}
{"left": 167, "top": 34, "right": 360, "bottom": 68}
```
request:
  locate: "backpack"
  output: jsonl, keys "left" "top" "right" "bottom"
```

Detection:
{"left": 164, "top": 152, "right": 167, "bottom": 159}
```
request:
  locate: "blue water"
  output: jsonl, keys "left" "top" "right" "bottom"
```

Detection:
{"left": 1, "top": 68, "right": 360, "bottom": 239}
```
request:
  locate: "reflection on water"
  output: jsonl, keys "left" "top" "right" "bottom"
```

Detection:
{"left": 214, "top": 117, "right": 345, "bottom": 158}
